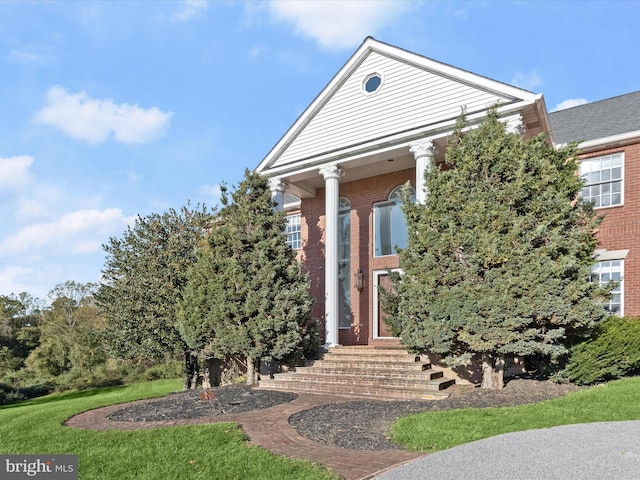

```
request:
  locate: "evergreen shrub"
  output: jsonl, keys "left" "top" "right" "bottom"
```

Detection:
{"left": 562, "top": 316, "right": 640, "bottom": 384}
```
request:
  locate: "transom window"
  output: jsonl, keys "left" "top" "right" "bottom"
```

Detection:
{"left": 286, "top": 214, "right": 301, "bottom": 250}
{"left": 590, "top": 260, "right": 623, "bottom": 315}
{"left": 579, "top": 153, "right": 623, "bottom": 208}
{"left": 374, "top": 185, "right": 415, "bottom": 257}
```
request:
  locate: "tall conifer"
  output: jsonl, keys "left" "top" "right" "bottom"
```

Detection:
{"left": 385, "top": 110, "right": 608, "bottom": 389}
{"left": 178, "top": 170, "right": 316, "bottom": 385}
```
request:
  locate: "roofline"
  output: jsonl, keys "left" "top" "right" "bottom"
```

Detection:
{"left": 256, "top": 37, "right": 541, "bottom": 175}
{"left": 556, "top": 129, "right": 640, "bottom": 153}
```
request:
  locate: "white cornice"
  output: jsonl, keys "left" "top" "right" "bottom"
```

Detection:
{"left": 575, "top": 129, "right": 640, "bottom": 153}
{"left": 555, "top": 129, "right": 640, "bottom": 152}
{"left": 256, "top": 37, "right": 541, "bottom": 177}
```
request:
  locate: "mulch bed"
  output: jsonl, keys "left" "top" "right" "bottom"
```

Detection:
{"left": 106, "top": 377, "right": 579, "bottom": 451}
{"left": 289, "top": 377, "right": 580, "bottom": 450}
{"left": 107, "top": 385, "right": 297, "bottom": 422}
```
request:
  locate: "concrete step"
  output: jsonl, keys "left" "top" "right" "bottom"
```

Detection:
{"left": 294, "top": 366, "right": 443, "bottom": 380}
{"left": 269, "top": 372, "right": 451, "bottom": 389}
{"left": 301, "top": 360, "right": 431, "bottom": 371}
{"left": 320, "top": 349, "right": 420, "bottom": 360}
{"left": 258, "top": 378, "right": 452, "bottom": 400}
{"left": 260, "top": 347, "right": 455, "bottom": 400}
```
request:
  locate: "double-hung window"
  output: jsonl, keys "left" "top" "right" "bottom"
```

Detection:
{"left": 286, "top": 214, "right": 301, "bottom": 250}
{"left": 590, "top": 260, "right": 623, "bottom": 315}
{"left": 579, "top": 153, "right": 623, "bottom": 208}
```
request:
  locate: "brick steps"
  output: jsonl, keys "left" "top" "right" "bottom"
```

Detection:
{"left": 259, "top": 347, "right": 455, "bottom": 400}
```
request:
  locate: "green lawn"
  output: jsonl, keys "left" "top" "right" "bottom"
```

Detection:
{"left": 391, "top": 376, "right": 640, "bottom": 452}
{"left": 0, "top": 379, "right": 339, "bottom": 480}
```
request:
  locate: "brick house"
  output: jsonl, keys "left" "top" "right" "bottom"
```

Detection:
{"left": 255, "top": 37, "right": 551, "bottom": 350}
{"left": 549, "top": 91, "right": 640, "bottom": 318}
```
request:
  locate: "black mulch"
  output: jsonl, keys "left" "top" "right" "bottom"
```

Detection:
{"left": 107, "top": 385, "right": 297, "bottom": 422}
{"left": 289, "top": 377, "right": 580, "bottom": 450}
{"left": 106, "top": 377, "right": 580, "bottom": 451}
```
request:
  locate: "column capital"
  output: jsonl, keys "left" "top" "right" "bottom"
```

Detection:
{"left": 268, "top": 177, "right": 287, "bottom": 194}
{"left": 319, "top": 164, "right": 344, "bottom": 181}
{"left": 409, "top": 140, "right": 436, "bottom": 159}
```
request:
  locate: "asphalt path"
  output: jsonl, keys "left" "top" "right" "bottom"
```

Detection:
{"left": 376, "top": 421, "right": 640, "bottom": 480}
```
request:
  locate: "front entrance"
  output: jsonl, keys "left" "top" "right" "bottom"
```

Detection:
{"left": 373, "top": 270, "right": 399, "bottom": 338}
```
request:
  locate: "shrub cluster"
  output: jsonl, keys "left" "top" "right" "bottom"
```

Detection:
{"left": 562, "top": 316, "right": 640, "bottom": 385}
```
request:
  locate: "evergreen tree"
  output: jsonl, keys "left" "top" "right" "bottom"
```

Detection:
{"left": 177, "top": 170, "right": 316, "bottom": 385}
{"left": 384, "top": 110, "right": 608, "bottom": 389}
{"left": 97, "top": 204, "right": 213, "bottom": 389}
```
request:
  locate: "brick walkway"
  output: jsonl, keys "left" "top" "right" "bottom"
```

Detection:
{"left": 65, "top": 393, "right": 424, "bottom": 480}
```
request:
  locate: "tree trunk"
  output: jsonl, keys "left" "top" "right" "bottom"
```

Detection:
{"left": 183, "top": 352, "right": 200, "bottom": 390}
{"left": 246, "top": 356, "right": 260, "bottom": 385}
{"left": 481, "top": 353, "right": 505, "bottom": 390}
{"left": 202, "top": 358, "right": 221, "bottom": 388}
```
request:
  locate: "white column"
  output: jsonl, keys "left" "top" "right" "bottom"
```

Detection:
{"left": 268, "top": 177, "right": 287, "bottom": 212}
{"left": 409, "top": 140, "right": 435, "bottom": 204}
{"left": 319, "top": 164, "right": 343, "bottom": 347}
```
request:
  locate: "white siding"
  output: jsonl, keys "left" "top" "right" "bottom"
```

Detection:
{"left": 274, "top": 52, "right": 514, "bottom": 168}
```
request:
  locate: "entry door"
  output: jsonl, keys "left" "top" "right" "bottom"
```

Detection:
{"left": 373, "top": 270, "right": 399, "bottom": 338}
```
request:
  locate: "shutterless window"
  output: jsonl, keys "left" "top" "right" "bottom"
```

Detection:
{"left": 338, "top": 198, "right": 351, "bottom": 329}
{"left": 590, "top": 260, "right": 623, "bottom": 315}
{"left": 374, "top": 186, "right": 415, "bottom": 257}
{"left": 579, "top": 153, "right": 623, "bottom": 208}
{"left": 286, "top": 214, "right": 301, "bottom": 250}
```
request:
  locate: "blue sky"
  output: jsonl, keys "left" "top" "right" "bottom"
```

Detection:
{"left": 1, "top": 0, "right": 638, "bottom": 300}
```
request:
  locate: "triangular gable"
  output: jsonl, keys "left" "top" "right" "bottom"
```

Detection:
{"left": 257, "top": 37, "right": 541, "bottom": 176}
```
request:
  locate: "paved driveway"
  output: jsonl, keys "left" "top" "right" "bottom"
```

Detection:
{"left": 376, "top": 421, "right": 640, "bottom": 480}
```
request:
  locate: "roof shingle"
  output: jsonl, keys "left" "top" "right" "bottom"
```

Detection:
{"left": 549, "top": 91, "right": 640, "bottom": 144}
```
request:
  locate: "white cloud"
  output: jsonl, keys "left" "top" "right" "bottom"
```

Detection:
{"left": 0, "top": 265, "right": 34, "bottom": 297}
{"left": 268, "top": 0, "right": 412, "bottom": 50}
{"left": 172, "top": 0, "right": 209, "bottom": 22}
{"left": 511, "top": 70, "right": 543, "bottom": 91}
{"left": 551, "top": 98, "right": 589, "bottom": 112}
{"left": 0, "top": 208, "right": 135, "bottom": 256}
{"left": 7, "top": 50, "right": 42, "bottom": 65}
{"left": 200, "top": 184, "right": 222, "bottom": 202}
{"left": 0, "top": 155, "right": 34, "bottom": 193}
{"left": 33, "top": 86, "right": 173, "bottom": 145}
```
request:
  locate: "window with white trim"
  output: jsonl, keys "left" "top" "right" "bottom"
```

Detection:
{"left": 579, "top": 153, "right": 623, "bottom": 208}
{"left": 286, "top": 214, "right": 301, "bottom": 250}
{"left": 590, "top": 260, "right": 623, "bottom": 315}
{"left": 338, "top": 198, "right": 351, "bottom": 329}
{"left": 374, "top": 185, "right": 415, "bottom": 257}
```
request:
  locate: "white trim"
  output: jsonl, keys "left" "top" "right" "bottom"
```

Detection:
{"left": 256, "top": 37, "right": 541, "bottom": 176}
{"left": 361, "top": 71, "right": 384, "bottom": 96}
{"left": 579, "top": 152, "right": 624, "bottom": 209}
{"left": 372, "top": 185, "right": 414, "bottom": 258}
{"left": 259, "top": 103, "right": 532, "bottom": 178}
{"left": 569, "top": 129, "right": 640, "bottom": 153}
{"left": 373, "top": 269, "right": 402, "bottom": 339}
{"left": 591, "top": 259, "right": 624, "bottom": 317}
{"left": 594, "top": 249, "right": 629, "bottom": 261}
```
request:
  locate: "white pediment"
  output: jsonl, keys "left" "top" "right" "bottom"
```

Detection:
{"left": 257, "top": 38, "right": 541, "bottom": 176}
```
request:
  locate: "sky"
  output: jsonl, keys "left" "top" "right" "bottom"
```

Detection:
{"left": 1, "top": 0, "right": 639, "bottom": 301}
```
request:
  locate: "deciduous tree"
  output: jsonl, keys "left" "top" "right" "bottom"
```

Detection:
{"left": 97, "top": 204, "right": 214, "bottom": 389}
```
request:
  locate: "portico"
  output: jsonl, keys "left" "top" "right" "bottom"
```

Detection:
{"left": 257, "top": 37, "right": 550, "bottom": 347}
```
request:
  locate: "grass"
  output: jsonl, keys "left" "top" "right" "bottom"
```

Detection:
{"left": 0, "top": 379, "right": 339, "bottom": 480}
{"left": 391, "top": 376, "right": 640, "bottom": 452}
